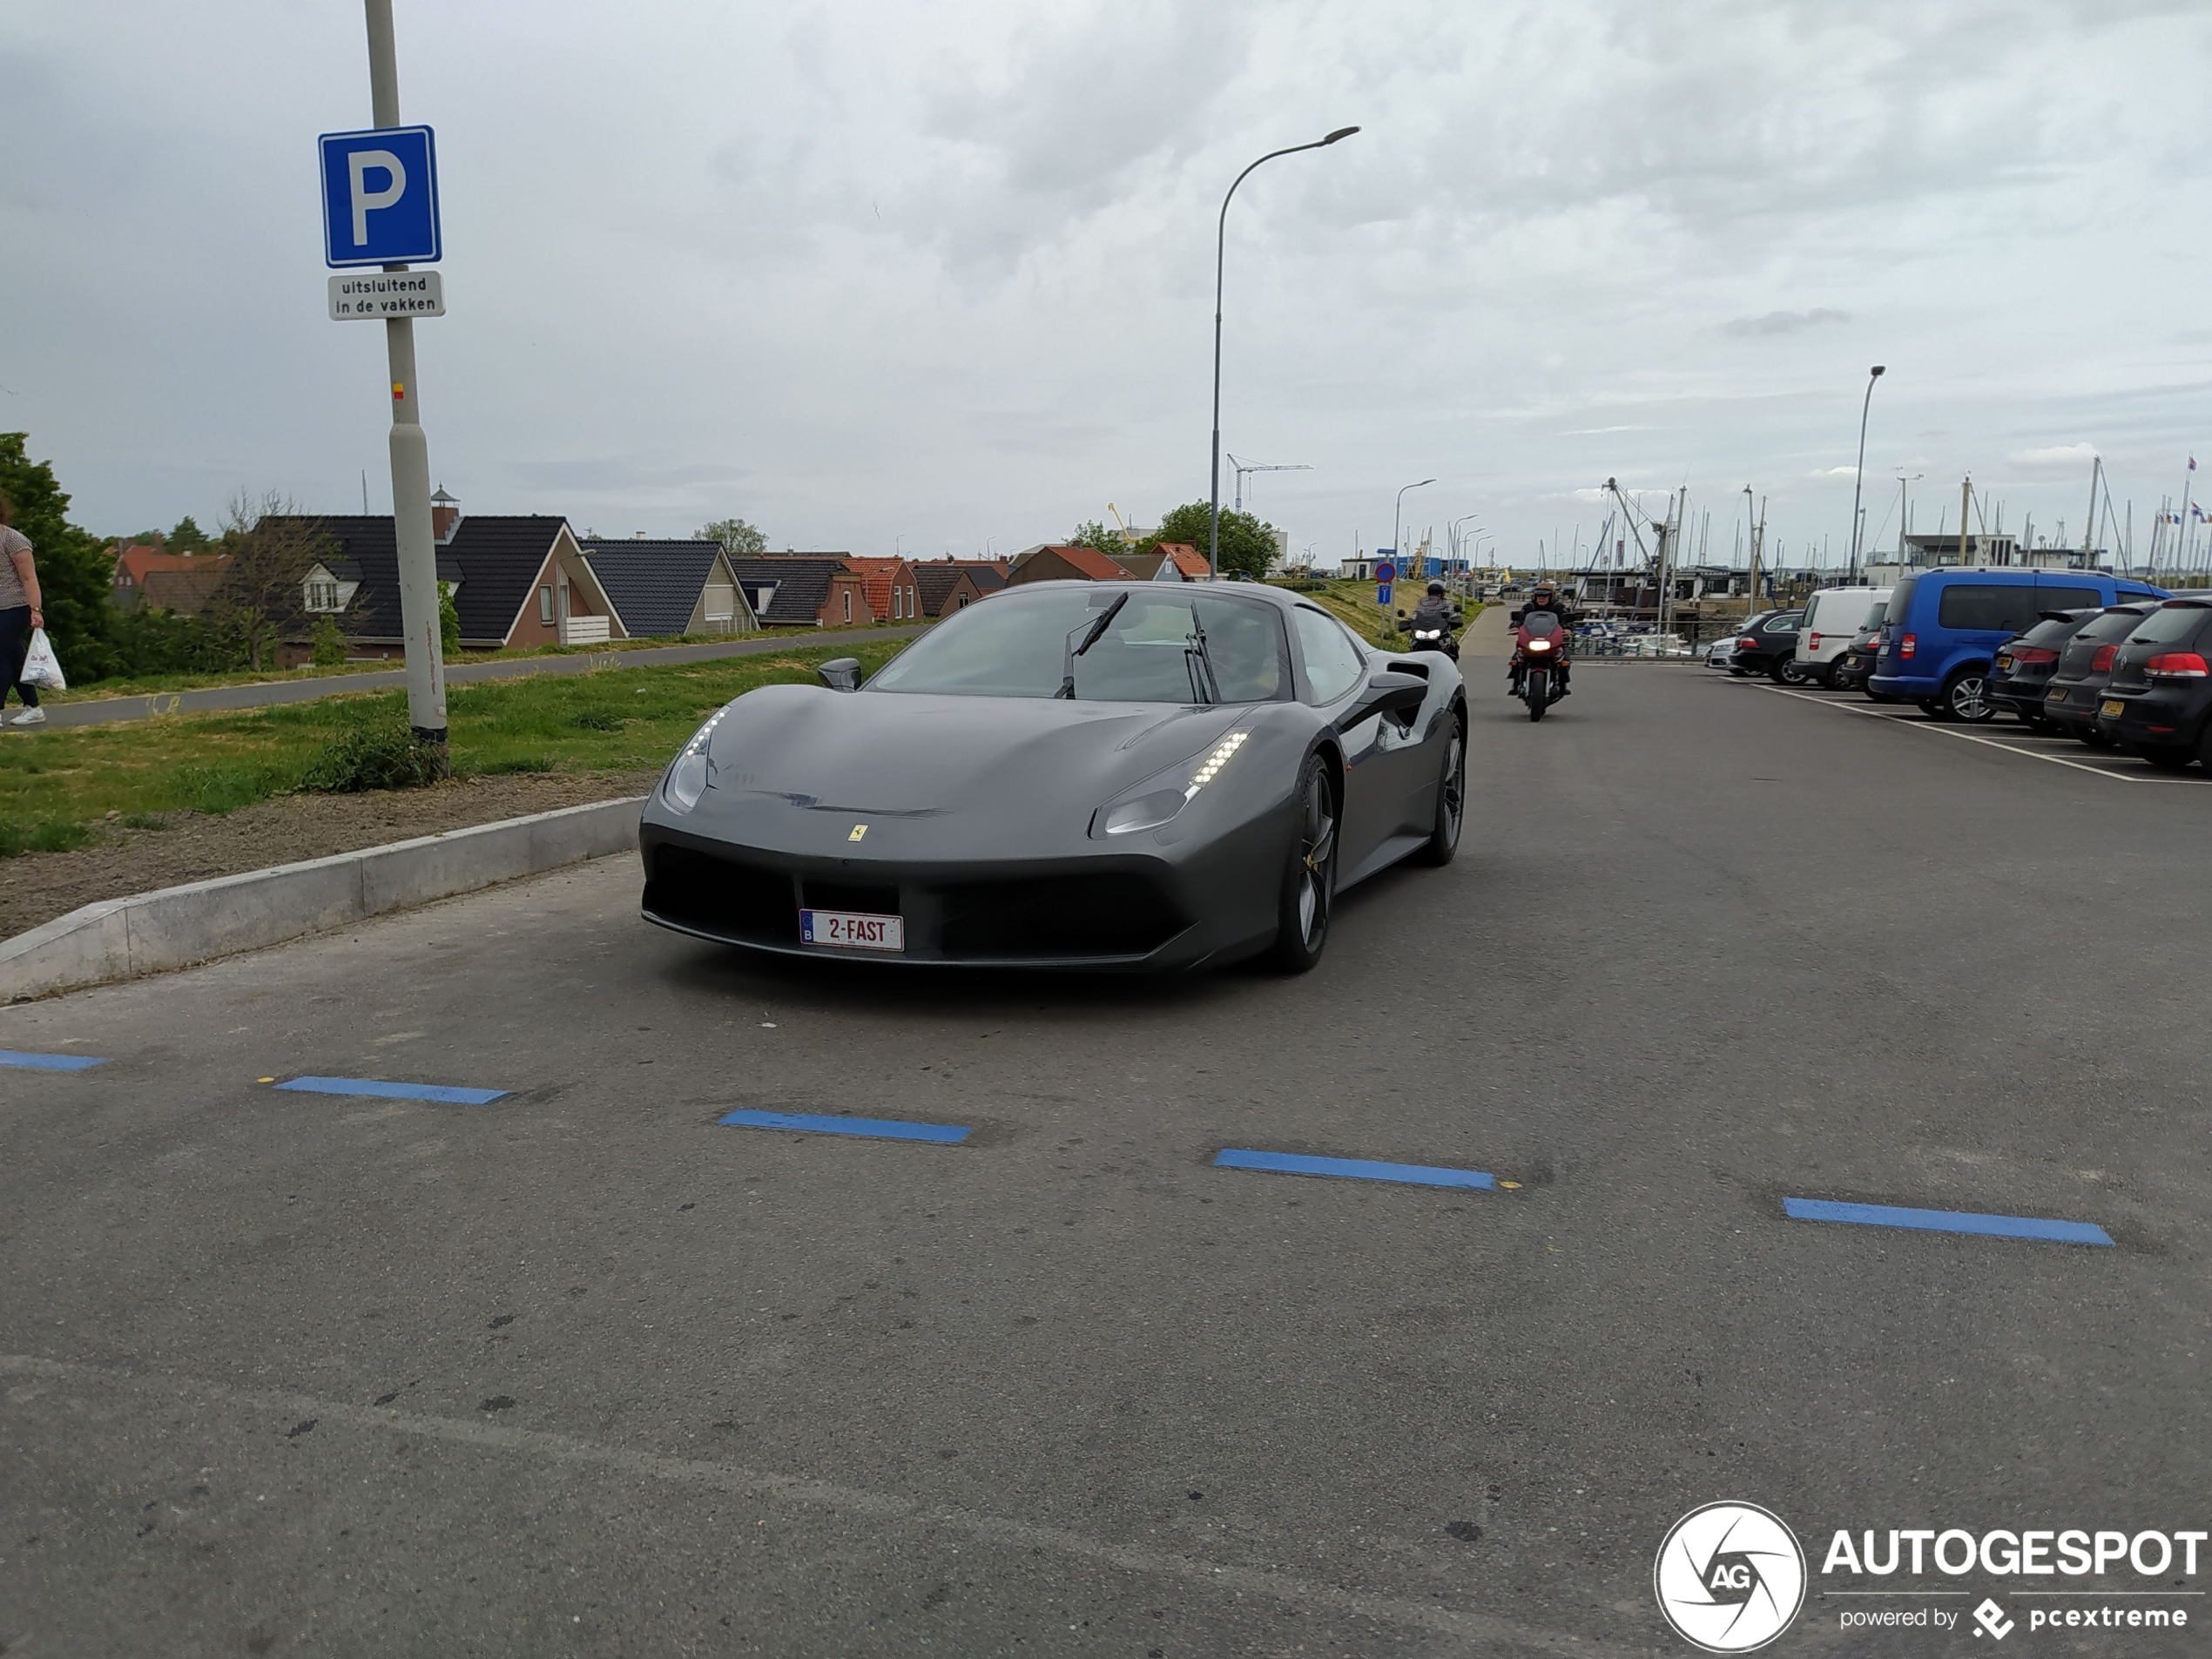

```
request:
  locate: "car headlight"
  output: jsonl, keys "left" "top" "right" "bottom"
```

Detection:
{"left": 664, "top": 705, "right": 734, "bottom": 813}
{"left": 1093, "top": 732, "right": 1249, "bottom": 837}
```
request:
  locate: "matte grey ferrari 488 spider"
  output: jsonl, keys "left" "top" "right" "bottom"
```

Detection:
{"left": 638, "top": 580, "right": 1467, "bottom": 972}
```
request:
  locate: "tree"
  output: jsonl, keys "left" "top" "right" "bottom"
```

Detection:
{"left": 697, "top": 517, "right": 767, "bottom": 558}
{"left": 1139, "top": 502, "right": 1280, "bottom": 581}
{"left": 1068, "top": 519, "right": 1126, "bottom": 556}
{"left": 169, "top": 515, "right": 211, "bottom": 552}
{"left": 0, "top": 432, "right": 118, "bottom": 681}
{"left": 206, "top": 489, "right": 331, "bottom": 672}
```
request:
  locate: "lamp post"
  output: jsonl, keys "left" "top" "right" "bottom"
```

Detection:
{"left": 1209, "top": 126, "right": 1359, "bottom": 580}
{"left": 1394, "top": 477, "right": 1435, "bottom": 578}
{"left": 1846, "top": 365, "right": 1885, "bottom": 582}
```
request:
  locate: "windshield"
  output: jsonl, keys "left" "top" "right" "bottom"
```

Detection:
{"left": 1522, "top": 612, "right": 1561, "bottom": 636}
{"left": 865, "top": 586, "right": 1291, "bottom": 702}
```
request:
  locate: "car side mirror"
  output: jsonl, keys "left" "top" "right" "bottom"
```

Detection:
{"left": 817, "top": 657, "right": 863, "bottom": 691}
{"left": 1342, "top": 667, "right": 1427, "bottom": 727}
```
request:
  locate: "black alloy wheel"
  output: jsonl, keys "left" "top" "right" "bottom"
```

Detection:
{"left": 1416, "top": 715, "right": 1466, "bottom": 867}
{"left": 1777, "top": 658, "right": 1810, "bottom": 685}
{"left": 1271, "top": 755, "right": 1337, "bottom": 973}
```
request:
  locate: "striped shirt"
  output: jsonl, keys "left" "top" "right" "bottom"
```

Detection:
{"left": 0, "top": 527, "right": 30, "bottom": 610}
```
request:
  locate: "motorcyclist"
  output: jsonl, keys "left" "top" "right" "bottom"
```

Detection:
{"left": 1511, "top": 581, "right": 1575, "bottom": 696}
{"left": 1408, "top": 581, "right": 1456, "bottom": 639}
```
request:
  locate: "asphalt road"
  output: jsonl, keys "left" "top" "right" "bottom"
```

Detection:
{"left": 3, "top": 666, "right": 2206, "bottom": 1656}
{"left": 41, "top": 625, "right": 926, "bottom": 731}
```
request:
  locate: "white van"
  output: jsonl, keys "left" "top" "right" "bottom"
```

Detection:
{"left": 1795, "top": 586, "right": 1891, "bottom": 686}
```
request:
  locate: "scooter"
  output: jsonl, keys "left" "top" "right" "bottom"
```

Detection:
{"left": 1398, "top": 609, "right": 1463, "bottom": 661}
{"left": 1509, "top": 612, "right": 1568, "bottom": 722}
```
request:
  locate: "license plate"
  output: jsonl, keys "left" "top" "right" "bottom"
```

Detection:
{"left": 800, "top": 908, "right": 904, "bottom": 951}
{"left": 2046, "top": 688, "right": 2066, "bottom": 702}
{"left": 2101, "top": 699, "right": 2126, "bottom": 719}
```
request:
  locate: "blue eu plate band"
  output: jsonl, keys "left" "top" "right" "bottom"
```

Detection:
{"left": 274, "top": 1076, "right": 506, "bottom": 1106}
{"left": 1784, "top": 1197, "right": 2113, "bottom": 1246}
{"left": 1213, "top": 1148, "right": 1494, "bottom": 1190}
{"left": 719, "top": 1109, "right": 969, "bottom": 1144}
{"left": 0, "top": 1049, "right": 106, "bottom": 1071}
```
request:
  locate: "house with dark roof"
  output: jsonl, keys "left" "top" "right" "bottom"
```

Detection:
{"left": 914, "top": 559, "right": 1007, "bottom": 617}
{"left": 271, "top": 497, "right": 625, "bottom": 662}
{"left": 727, "top": 555, "right": 875, "bottom": 627}
{"left": 580, "top": 538, "right": 759, "bottom": 637}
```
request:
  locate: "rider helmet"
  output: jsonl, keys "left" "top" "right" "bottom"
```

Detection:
{"left": 1427, "top": 580, "right": 1446, "bottom": 596}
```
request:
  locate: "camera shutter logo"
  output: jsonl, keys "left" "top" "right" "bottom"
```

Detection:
{"left": 1654, "top": 1502, "right": 1807, "bottom": 1652}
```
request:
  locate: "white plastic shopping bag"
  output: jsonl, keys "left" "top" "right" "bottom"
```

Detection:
{"left": 20, "top": 627, "right": 66, "bottom": 692}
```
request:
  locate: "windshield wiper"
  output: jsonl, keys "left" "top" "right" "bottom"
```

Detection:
{"left": 1184, "top": 603, "right": 1220, "bottom": 705}
{"left": 1058, "top": 591, "right": 1130, "bottom": 698}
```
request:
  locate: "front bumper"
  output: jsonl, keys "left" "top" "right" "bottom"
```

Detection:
{"left": 637, "top": 805, "right": 1288, "bottom": 973}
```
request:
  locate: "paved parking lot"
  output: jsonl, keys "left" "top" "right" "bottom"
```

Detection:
{"left": 4, "top": 666, "right": 2207, "bottom": 1656}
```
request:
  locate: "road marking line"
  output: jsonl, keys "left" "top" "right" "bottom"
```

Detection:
{"left": 0, "top": 1049, "right": 106, "bottom": 1071}
{"left": 1213, "top": 1148, "right": 1494, "bottom": 1190}
{"left": 718, "top": 1108, "right": 969, "bottom": 1144}
{"left": 0, "top": 1352, "right": 1589, "bottom": 1653}
{"left": 1757, "top": 685, "right": 2201, "bottom": 784}
{"left": 1783, "top": 1197, "right": 2113, "bottom": 1246}
{"left": 273, "top": 1076, "right": 506, "bottom": 1105}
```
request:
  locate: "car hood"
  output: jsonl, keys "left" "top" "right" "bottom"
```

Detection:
{"left": 701, "top": 684, "right": 1249, "bottom": 819}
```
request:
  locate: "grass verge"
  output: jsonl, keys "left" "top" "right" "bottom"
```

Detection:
{"left": 0, "top": 640, "right": 907, "bottom": 854}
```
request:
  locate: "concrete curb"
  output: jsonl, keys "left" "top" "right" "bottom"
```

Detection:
{"left": 1, "top": 796, "right": 646, "bottom": 1003}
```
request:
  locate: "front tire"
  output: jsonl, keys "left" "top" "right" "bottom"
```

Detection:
{"left": 1269, "top": 756, "right": 1337, "bottom": 974}
{"left": 1415, "top": 715, "right": 1465, "bottom": 867}
{"left": 1526, "top": 666, "right": 1549, "bottom": 721}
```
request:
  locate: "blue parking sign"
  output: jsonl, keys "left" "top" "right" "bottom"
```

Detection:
{"left": 320, "top": 126, "right": 441, "bottom": 267}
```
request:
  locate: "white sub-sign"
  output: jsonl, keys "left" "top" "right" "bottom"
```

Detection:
{"left": 328, "top": 270, "right": 444, "bottom": 320}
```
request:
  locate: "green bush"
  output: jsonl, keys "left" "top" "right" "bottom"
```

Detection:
{"left": 300, "top": 721, "right": 447, "bottom": 793}
{"left": 311, "top": 613, "right": 348, "bottom": 667}
{"left": 0, "top": 819, "right": 92, "bottom": 858}
{"left": 438, "top": 583, "right": 462, "bottom": 658}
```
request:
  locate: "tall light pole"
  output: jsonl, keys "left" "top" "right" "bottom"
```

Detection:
{"left": 1846, "top": 365, "right": 1885, "bottom": 583}
{"left": 1210, "top": 126, "right": 1359, "bottom": 580}
{"left": 1393, "top": 477, "right": 1435, "bottom": 577}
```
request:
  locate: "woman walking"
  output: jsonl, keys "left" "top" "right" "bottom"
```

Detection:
{"left": 0, "top": 491, "right": 49, "bottom": 726}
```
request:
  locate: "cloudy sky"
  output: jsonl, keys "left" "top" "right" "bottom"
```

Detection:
{"left": 8, "top": 0, "right": 2211, "bottom": 570}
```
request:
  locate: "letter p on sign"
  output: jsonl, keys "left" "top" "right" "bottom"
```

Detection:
{"left": 320, "top": 125, "right": 441, "bottom": 266}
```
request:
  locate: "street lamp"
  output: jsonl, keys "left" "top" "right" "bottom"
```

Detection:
{"left": 1394, "top": 477, "right": 1435, "bottom": 577}
{"left": 1209, "top": 126, "right": 1359, "bottom": 580}
{"left": 1846, "top": 365, "right": 1885, "bottom": 582}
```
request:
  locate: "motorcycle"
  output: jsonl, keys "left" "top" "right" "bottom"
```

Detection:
{"left": 1398, "top": 609, "right": 1463, "bottom": 661}
{"left": 1509, "top": 612, "right": 1568, "bottom": 722}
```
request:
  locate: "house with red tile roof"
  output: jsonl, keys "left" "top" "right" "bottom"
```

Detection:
{"left": 110, "top": 544, "right": 234, "bottom": 614}
{"left": 841, "top": 556, "right": 924, "bottom": 623}
{"left": 1003, "top": 544, "right": 1135, "bottom": 586}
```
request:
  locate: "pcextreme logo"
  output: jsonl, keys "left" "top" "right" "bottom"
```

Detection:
{"left": 1654, "top": 1502, "right": 1809, "bottom": 1653}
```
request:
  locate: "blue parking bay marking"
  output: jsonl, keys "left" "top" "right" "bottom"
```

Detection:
{"left": 0, "top": 1049, "right": 107, "bottom": 1071}
{"left": 1214, "top": 1148, "right": 1495, "bottom": 1191}
{"left": 719, "top": 1109, "right": 970, "bottom": 1144}
{"left": 1784, "top": 1197, "right": 2113, "bottom": 1247}
{"left": 274, "top": 1076, "right": 506, "bottom": 1106}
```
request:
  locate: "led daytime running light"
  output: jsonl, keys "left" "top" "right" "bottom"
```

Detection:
{"left": 1184, "top": 732, "right": 1248, "bottom": 800}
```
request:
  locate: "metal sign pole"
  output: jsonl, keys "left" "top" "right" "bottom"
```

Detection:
{"left": 364, "top": 0, "right": 448, "bottom": 760}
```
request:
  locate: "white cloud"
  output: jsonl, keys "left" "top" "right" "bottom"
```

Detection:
{"left": 2008, "top": 442, "right": 2101, "bottom": 469}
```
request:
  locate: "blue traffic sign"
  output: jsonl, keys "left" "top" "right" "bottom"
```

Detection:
{"left": 1374, "top": 560, "right": 1396, "bottom": 584}
{"left": 1377, "top": 581, "right": 1393, "bottom": 606}
{"left": 320, "top": 126, "right": 441, "bottom": 267}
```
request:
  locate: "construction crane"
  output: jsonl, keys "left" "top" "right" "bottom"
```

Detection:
{"left": 1106, "top": 503, "right": 1138, "bottom": 546}
{"left": 1226, "top": 455, "right": 1312, "bottom": 513}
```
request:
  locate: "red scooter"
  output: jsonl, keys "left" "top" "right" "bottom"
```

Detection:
{"left": 1509, "top": 613, "right": 1568, "bottom": 722}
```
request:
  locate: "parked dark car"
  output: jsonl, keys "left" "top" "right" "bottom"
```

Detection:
{"left": 1985, "top": 609, "right": 2098, "bottom": 726}
{"left": 1831, "top": 621, "right": 1885, "bottom": 694}
{"left": 2093, "top": 597, "right": 2212, "bottom": 769}
{"left": 1730, "top": 609, "right": 1804, "bottom": 682}
{"left": 2042, "top": 602, "right": 2163, "bottom": 746}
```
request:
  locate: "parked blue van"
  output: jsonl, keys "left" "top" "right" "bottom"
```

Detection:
{"left": 1869, "top": 569, "right": 2168, "bottom": 720}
